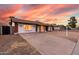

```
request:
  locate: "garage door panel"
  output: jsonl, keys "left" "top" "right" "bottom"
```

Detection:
{"left": 18, "top": 24, "right": 36, "bottom": 33}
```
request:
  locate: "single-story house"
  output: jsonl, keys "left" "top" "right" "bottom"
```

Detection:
{"left": 53, "top": 25, "right": 66, "bottom": 31}
{"left": 0, "top": 17, "right": 66, "bottom": 35}
{"left": 9, "top": 17, "right": 54, "bottom": 34}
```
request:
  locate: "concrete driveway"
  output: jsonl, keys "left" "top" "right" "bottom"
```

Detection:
{"left": 20, "top": 32, "right": 76, "bottom": 55}
{"left": 72, "top": 39, "right": 79, "bottom": 55}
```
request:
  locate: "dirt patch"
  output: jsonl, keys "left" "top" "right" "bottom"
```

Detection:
{"left": 0, "top": 34, "right": 40, "bottom": 55}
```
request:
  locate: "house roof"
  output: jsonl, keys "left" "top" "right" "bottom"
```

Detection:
{"left": 11, "top": 18, "right": 51, "bottom": 26}
{"left": 0, "top": 22, "right": 9, "bottom": 26}
{"left": 53, "top": 25, "right": 66, "bottom": 28}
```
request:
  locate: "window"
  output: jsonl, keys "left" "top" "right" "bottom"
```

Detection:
{"left": 24, "top": 25, "right": 32, "bottom": 30}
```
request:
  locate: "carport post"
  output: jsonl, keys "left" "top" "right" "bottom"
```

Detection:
{"left": 9, "top": 16, "right": 14, "bottom": 35}
{"left": 1, "top": 26, "right": 2, "bottom": 35}
{"left": 10, "top": 26, "right": 12, "bottom": 35}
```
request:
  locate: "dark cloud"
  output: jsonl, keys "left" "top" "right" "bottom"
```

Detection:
{"left": 51, "top": 4, "right": 79, "bottom": 15}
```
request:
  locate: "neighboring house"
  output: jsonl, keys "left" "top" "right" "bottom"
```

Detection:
{"left": 10, "top": 18, "right": 54, "bottom": 34}
{"left": 53, "top": 25, "right": 66, "bottom": 31}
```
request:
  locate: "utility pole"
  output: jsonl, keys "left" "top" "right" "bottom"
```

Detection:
{"left": 66, "top": 26, "right": 69, "bottom": 37}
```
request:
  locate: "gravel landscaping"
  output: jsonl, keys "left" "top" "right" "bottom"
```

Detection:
{"left": 0, "top": 34, "right": 40, "bottom": 55}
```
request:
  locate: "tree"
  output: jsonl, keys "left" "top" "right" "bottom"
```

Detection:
{"left": 68, "top": 16, "right": 77, "bottom": 28}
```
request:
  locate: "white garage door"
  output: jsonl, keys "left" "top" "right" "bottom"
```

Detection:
{"left": 18, "top": 24, "right": 36, "bottom": 33}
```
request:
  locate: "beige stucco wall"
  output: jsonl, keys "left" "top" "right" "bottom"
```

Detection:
{"left": 40, "top": 26, "right": 45, "bottom": 32}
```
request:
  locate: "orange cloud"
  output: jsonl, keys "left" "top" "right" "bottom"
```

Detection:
{"left": 0, "top": 4, "right": 79, "bottom": 25}
{"left": 18, "top": 4, "right": 67, "bottom": 21}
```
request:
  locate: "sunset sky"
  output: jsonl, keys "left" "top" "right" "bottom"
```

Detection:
{"left": 0, "top": 4, "right": 79, "bottom": 26}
